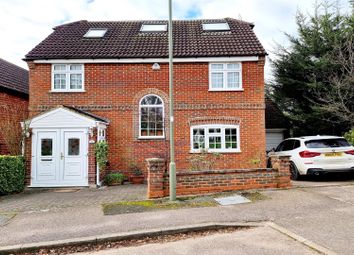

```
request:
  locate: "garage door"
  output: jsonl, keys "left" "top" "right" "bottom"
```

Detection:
{"left": 266, "top": 131, "right": 284, "bottom": 151}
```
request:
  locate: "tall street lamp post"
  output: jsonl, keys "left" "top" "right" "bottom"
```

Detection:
{"left": 168, "top": 0, "right": 176, "bottom": 201}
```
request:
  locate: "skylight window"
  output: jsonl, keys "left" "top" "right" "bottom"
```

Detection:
{"left": 140, "top": 24, "right": 167, "bottom": 32}
{"left": 84, "top": 28, "right": 107, "bottom": 38}
{"left": 202, "top": 23, "right": 230, "bottom": 31}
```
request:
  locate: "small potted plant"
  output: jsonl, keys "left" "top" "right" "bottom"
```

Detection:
{"left": 129, "top": 163, "right": 144, "bottom": 184}
{"left": 104, "top": 172, "right": 125, "bottom": 186}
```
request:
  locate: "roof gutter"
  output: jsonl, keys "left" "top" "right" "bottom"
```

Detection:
{"left": 30, "top": 56, "right": 260, "bottom": 64}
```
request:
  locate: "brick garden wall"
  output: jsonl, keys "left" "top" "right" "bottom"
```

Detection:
{"left": 146, "top": 156, "right": 291, "bottom": 199}
{"left": 0, "top": 91, "right": 28, "bottom": 155}
{"left": 27, "top": 59, "right": 265, "bottom": 182}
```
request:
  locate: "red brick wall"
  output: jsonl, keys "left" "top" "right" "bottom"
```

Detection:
{"left": 146, "top": 156, "right": 291, "bottom": 199}
{"left": 27, "top": 59, "right": 266, "bottom": 180}
{"left": 0, "top": 91, "right": 28, "bottom": 155}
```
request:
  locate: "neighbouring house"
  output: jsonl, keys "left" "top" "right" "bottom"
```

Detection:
{"left": 23, "top": 18, "right": 269, "bottom": 188}
{"left": 265, "top": 98, "right": 289, "bottom": 151}
{"left": 0, "top": 58, "right": 29, "bottom": 155}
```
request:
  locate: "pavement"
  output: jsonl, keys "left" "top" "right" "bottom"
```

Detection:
{"left": 1, "top": 177, "right": 354, "bottom": 254}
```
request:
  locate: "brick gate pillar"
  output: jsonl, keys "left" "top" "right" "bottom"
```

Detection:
{"left": 146, "top": 158, "right": 166, "bottom": 199}
{"left": 270, "top": 155, "right": 291, "bottom": 188}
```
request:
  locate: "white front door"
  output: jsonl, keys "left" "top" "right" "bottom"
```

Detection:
{"left": 32, "top": 129, "right": 88, "bottom": 187}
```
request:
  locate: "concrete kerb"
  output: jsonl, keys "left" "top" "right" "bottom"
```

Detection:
{"left": 266, "top": 222, "right": 337, "bottom": 255}
{"left": 0, "top": 221, "right": 336, "bottom": 255}
{"left": 0, "top": 222, "right": 261, "bottom": 255}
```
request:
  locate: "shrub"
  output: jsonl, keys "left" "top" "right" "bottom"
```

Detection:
{"left": 94, "top": 141, "right": 109, "bottom": 171}
{"left": 104, "top": 172, "right": 125, "bottom": 186}
{"left": 0, "top": 156, "right": 25, "bottom": 195}
{"left": 129, "top": 162, "right": 143, "bottom": 176}
{"left": 344, "top": 129, "right": 354, "bottom": 146}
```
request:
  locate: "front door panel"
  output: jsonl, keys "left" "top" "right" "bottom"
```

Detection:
{"left": 35, "top": 131, "right": 59, "bottom": 182}
{"left": 62, "top": 131, "right": 86, "bottom": 182}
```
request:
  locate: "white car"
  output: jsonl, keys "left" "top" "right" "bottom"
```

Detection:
{"left": 269, "top": 136, "right": 354, "bottom": 180}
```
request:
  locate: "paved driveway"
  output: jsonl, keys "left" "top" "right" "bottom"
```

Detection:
{"left": 0, "top": 185, "right": 146, "bottom": 213}
{"left": 292, "top": 173, "right": 354, "bottom": 188}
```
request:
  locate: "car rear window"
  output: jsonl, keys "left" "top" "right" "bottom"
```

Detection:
{"left": 305, "top": 138, "right": 351, "bottom": 148}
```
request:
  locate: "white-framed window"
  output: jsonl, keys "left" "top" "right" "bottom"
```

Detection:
{"left": 202, "top": 23, "right": 230, "bottom": 31}
{"left": 140, "top": 24, "right": 167, "bottom": 32}
{"left": 139, "top": 94, "right": 164, "bottom": 139}
{"left": 51, "top": 64, "right": 84, "bottom": 92}
{"left": 190, "top": 124, "right": 240, "bottom": 153}
{"left": 84, "top": 28, "right": 107, "bottom": 38}
{"left": 209, "top": 63, "right": 242, "bottom": 91}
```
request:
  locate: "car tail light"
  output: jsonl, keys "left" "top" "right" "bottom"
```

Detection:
{"left": 299, "top": 151, "right": 321, "bottom": 158}
{"left": 345, "top": 150, "right": 354, "bottom": 155}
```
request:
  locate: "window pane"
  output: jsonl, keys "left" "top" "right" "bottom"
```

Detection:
{"left": 141, "top": 95, "right": 162, "bottom": 105}
{"left": 227, "top": 72, "right": 240, "bottom": 88}
{"left": 227, "top": 63, "right": 240, "bottom": 70}
{"left": 193, "top": 128, "right": 205, "bottom": 149}
{"left": 54, "top": 74, "right": 66, "bottom": 89}
{"left": 68, "top": 138, "right": 80, "bottom": 156}
{"left": 209, "top": 136, "right": 221, "bottom": 149}
{"left": 41, "top": 139, "right": 53, "bottom": 156}
{"left": 70, "top": 74, "right": 82, "bottom": 89}
{"left": 53, "top": 64, "right": 66, "bottom": 71}
{"left": 70, "top": 64, "right": 82, "bottom": 71}
{"left": 140, "top": 106, "right": 164, "bottom": 137}
{"left": 211, "top": 73, "right": 223, "bottom": 88}
{"left": 208, "top": 128, "right": 221, "bottom": 133}
{"left": 225, "top": 128, "right": 237, "bottom": 149}
{"left": 211, "top": 64, "right": 224, "bottom": 70}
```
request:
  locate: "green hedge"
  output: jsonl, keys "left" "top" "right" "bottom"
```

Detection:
{"left": 0, "top": 156, "right": 25, "bottom": 195}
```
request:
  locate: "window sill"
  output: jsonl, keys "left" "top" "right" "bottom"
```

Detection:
{"left": 138, "top": 136, "right": 165, "bottom": 140}
{"left": 208, "top": 88, "right": 244, "bottom": 92}
{"left": 189, "top": 149, "right": 241, "bottom": 154}
{"left": 50, "top": 90, "right": 86, "bottom": 93}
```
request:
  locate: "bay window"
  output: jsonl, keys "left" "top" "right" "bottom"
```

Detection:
{"left": 190, "top": 124, "right": 240, "bottom": 152}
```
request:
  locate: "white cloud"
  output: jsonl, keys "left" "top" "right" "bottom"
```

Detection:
{"left": 0, "top": 0, "right": 350, "bottom": 80}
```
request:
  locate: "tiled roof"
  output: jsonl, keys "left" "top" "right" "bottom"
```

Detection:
{"left": 0, "top": 58, "right": 28, "bottom": 94}
{"left": 25, "top": 18, "right": 266, "bottom": 60}
{"left": 265, "top": 98, "right": 289, "bottom": 129}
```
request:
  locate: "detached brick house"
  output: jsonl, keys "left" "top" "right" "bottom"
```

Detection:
{"left": 0, "top": 58, "right": 29, "bottom": 155}
{"left": 24, "top": 18, "right": 267, "bottom": 187}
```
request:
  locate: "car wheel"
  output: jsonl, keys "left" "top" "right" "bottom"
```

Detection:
{"left": 290, "top": 162, "right": 300, "bottom": 180}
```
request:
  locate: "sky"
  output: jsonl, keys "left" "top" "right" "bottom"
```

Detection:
{"left": 0, "top": 0, "right": 351, "bottom": 80}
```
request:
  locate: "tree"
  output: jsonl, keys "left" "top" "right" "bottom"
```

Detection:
{"left": 0, "top": 105, "right": 28, "bottom": 155}
{"left": 269, "top": 1, "right": 354, "bottom": 136}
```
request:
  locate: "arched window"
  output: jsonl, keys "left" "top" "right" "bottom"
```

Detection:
{"left": 139, "top": 94, "right": 164, "bottom": 138}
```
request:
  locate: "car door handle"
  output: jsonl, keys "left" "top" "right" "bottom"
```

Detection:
{"left": 61, "top": 152, "right": 64, "bottom": 160}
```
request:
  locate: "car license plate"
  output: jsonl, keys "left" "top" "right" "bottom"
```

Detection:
{"left": 324, "top": 152, "right": 343, "bottom": 157}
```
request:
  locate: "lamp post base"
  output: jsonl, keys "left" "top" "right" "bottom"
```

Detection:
{"left": 169, "top": 161, "right": 176, "bottom": 201}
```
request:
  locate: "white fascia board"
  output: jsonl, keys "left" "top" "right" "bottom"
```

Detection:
{"left": 33, "top": 56, "right": 259, "bottom": 64}
{"left": 29, "top": 107, "right": 98, "bottom": 128}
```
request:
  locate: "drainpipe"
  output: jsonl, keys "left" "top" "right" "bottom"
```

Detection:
{"left": 20, "top": 122, "right": 25, "bottom": 156}
{"left": 96, "top": 126, "right": 101, "bottom": 187}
